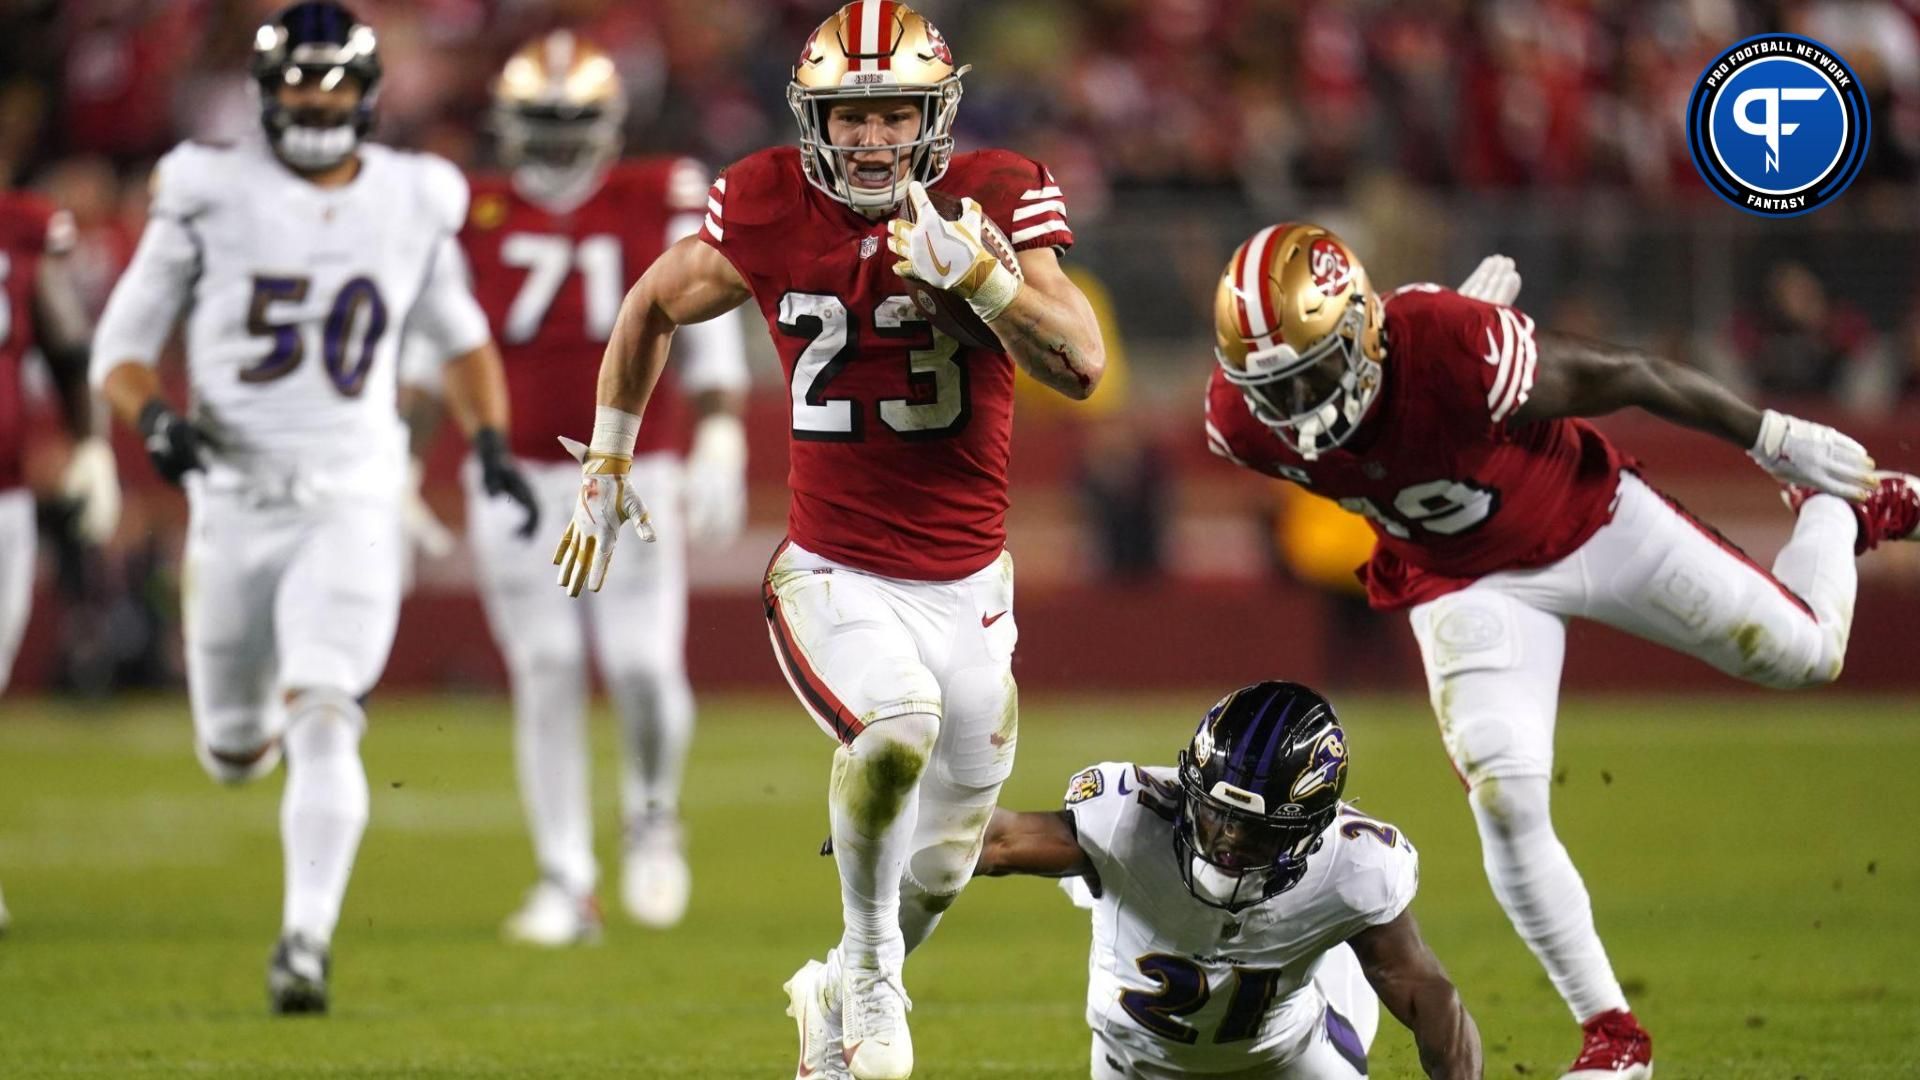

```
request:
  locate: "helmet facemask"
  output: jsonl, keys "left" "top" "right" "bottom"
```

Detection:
{"left": 495, "top": 101, "right": 626, "bottom": 208}
{"left": 1173, "top": 752, "right": 1331, "bottom": 912}
{"left": 252, "top": 8, "right": 381, "bottom": 174}
{"left": 1221, "top": 295, "right": 1382, "bottom": 462}
{"left": 789, "top": 76, "right": 963, "bottom": 214}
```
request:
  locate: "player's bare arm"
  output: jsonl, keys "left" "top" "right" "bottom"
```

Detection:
{"left": 36, "top": 248, "right": 120, "bottom": 542}
{"left": 553, "top": 236, "right": 749, "bottom": 595}
{"left": 1517, "top": 330, "right": 1878, "bottom": 501}
{"left": 973, "top": 808, "right": 1091, "bottom": 879}
{"left": 34, "top": 251, "right": 95, "bottom": 437}
{"left": 1349, "top": 911, "right": 1483, "bottom": 1080}
{"left": 991, "top": 245, "right": 1106, "bottom": 400}
{"left": 597, "top": 235, "right": 751, "bottom": 415}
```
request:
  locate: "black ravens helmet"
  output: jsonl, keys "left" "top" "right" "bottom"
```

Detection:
{"left": 251, "top": 2, "right": 381, "bottom": 171}
{"left": 1174, "top": 681, "right": 1349, "bottom": 912}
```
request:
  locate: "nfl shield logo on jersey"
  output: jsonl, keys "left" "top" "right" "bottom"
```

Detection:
{"left": 860, "top": 235, "right": 879, "bottom": 260}
{"left": 1686, "top": 34, "right": 1869, "bottom": 217}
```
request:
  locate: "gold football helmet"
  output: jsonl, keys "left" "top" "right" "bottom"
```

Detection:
{"left": 789, "top": 0, "right": 968, "bottom": 213}
{"left": 1214, "top": 224, "right": 1385, "bottom": 460}
{"left": 493, "top": 31, "right": 626, "bottom": 205}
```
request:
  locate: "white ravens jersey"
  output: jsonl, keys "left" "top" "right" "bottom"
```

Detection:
{"left": 1064, "top": 761, "right": 1418, "bottom": 1074}
{"left": 99, "top": 138, "right": 487, "bottom": 500}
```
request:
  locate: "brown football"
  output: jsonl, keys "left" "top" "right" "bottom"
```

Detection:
{"left": 900, "top": 189, "right": 1017, "bottom": 352}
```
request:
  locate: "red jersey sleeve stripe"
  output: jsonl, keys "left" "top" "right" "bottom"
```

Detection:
{"left": 1011, "top": 199, "right": 1067, "bottom": 222}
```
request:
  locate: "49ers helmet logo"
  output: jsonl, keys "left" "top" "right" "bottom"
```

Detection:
{"left": 1308, "top": 237, "right": 1353, "bottom": 294}
{"left": 924, "top": 23, "right": 953, "bottom": 65}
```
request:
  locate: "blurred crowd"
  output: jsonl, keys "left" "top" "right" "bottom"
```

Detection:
{"left": 4, "top": 0, "right": 1920, "bottom": 401}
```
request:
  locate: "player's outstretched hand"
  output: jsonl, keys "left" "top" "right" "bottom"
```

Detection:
{"left": 475, "top": 428, "right": 540, "bottom": 539}
{"left": 886, "top": 181, "right": 1022, "bottom": 322}
{"left": 1749, "top": 409, "right": 1878, "bottom": 501}
{"left": 683, "top": 414, "right": 747, "bottom": 546}
{"left": 137, "top": 400, "right": 211, "bottom": 488}
{"left": 402, "top": 457, "right": 457, "bottom": 559}
{"left": 1458, "top": 254, "right": 1522, "bottom": 306}
{"left": 552, "top": 435, "right": 655, "bottom": 597}
{"left": 61, "top": 437, "right": 121, "bottom": 544}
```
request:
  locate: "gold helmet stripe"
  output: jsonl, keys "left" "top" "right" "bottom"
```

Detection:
{"left": 542, "top": 30, "right": 575, "bottom": 97}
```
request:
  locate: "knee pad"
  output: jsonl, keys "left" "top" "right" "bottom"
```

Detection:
{"left": 1468, "top": 775, "right": 1554, "bottom": 843}
{"left": 284, "top": 687, "right": 367, "bottom": 759}
{"left": 195, "top": 732, "right": 283, "bottom": 786}
{"left": 904, "top": 811, "right": 994, "bottom": 899}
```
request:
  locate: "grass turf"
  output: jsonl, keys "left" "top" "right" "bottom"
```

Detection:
{"left": 0, "top": 693, "right": 1915, "bottom": 1078}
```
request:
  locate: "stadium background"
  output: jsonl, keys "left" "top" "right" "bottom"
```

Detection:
{"left": 5, "top": 0, "right": 1920, "bottom": 697}
{"left": 2, "top": 3, "right": 1918, "bottom": 1078}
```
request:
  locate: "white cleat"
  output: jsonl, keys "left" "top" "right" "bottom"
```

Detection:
{"left": 785, "top": 957, "right": 851, "bottom": 1080}
{"left": 622, "top": 817, "right": 690, "bottom": 928}
{"left": 502, "top": 879, "right": 602, "bottom": 947}
{"left": 841, "top": 965, "right": 914, "bottom": 1080}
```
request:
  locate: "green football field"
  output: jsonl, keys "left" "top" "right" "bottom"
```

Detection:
{"left": 1, "top": 693, "right": 1915, "bottom": 1079}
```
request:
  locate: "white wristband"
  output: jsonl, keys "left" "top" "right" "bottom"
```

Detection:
{"left": 591, "top": 406, "right": 642, "bottom": 458}
{"left": 1749, "top": 409, "right": 1786, "bottom": 462}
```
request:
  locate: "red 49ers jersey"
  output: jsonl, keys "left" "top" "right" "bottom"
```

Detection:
{"left": 0, "top": 193, "right": 74, "bottom": 491}
{"left": 1207, "top": 286, "right": 1629, "bottom": 610}
{"left": 700, "top": 146, "right": 1073, "bottom": 580}
{"left": 461, "top": 158, "right": 708, "bottom": 462}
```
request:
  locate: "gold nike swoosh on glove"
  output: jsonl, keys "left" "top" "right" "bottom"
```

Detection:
{"left": 925, "top": 232, "right": 953, "bottom": 277}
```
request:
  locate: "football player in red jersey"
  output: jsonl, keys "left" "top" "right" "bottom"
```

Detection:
{"left": 549, "top": 4, "right": 1105, "bottom": 1076}
{"left": 0, "top": 176, "right": 120, "bottom": 937}
{"left": 1204, "top": 224, "right": 1918, "bottom": 1080}
{"left": 0, "top": 182, "right": 120, "bottom": 697}
{"left": 407, "top": 33, "right": 749, "bottom": 944}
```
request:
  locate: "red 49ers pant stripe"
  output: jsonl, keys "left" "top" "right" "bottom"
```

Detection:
{"left": 762, "top": 540, "right": 867, "bottom": 744}
{"left": 1651, "top": 481, "right": 1816, "bottom": 620}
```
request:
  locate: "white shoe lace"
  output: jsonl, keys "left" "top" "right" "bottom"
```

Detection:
{"left": 841, "top": 969, "right": 912, "bottom": 1042}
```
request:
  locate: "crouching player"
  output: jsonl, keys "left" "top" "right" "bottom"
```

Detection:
{"left": 979, "top": 682, "right": 1480, "bottom": 1079}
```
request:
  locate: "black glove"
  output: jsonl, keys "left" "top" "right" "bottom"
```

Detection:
{"left": 137, "top": 400, "right": 210, "bottom": 487}
{"left": 475, "top": 427, "right": 539, "bottom": 538}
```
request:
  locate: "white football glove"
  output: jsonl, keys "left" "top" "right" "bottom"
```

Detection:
{"left": 61, "top": 437, "right": 121, "bottom": 544}
{"left": 886, "top": 181, "right": 1024, "bottom": 322}
{"left": 1749, "top": 409, "right": 1878, "bottom": 502}
{"left": 683, "top": 414, "right": 746, "bottom": 547}
{"left": 1458, "top": 254, "right": 1522, "bottom": 307}
{"left": 403, "top": 457, "right": 456, "bottom": 559}
{"left": 553, "top": 432, "right": 654, "bottom": 597}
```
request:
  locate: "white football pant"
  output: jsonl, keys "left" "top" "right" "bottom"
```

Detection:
{"left": 0, "top": 489, "right": 33, "bottom": 696}
{"left": 466, "top": 454, "right": 692, "bottom": 898}
{"left": 1409, "top": 470, "right": 1858, "bottom": 1022}
{"left": 763, "top": 540, "right": 1019, "bottom": 974}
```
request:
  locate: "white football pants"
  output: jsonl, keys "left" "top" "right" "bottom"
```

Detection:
{"left": 466, "top": 454, "right": 692, "bottom": 896}
{"left": 184, "top": 483, "right": 403, "bottom": 761}
{"left": 1409, "top": 470, "right": 1858, "bottom": 1022}
{"left": 0, "top": 488, "right": 34, "bottom": 696}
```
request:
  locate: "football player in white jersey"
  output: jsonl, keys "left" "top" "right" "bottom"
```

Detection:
{"left": 91, "top": 2, "right": 536, "bottom": 1014}
{"left": 863, "top": 683, "right": 1477, "bottom": 1079}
